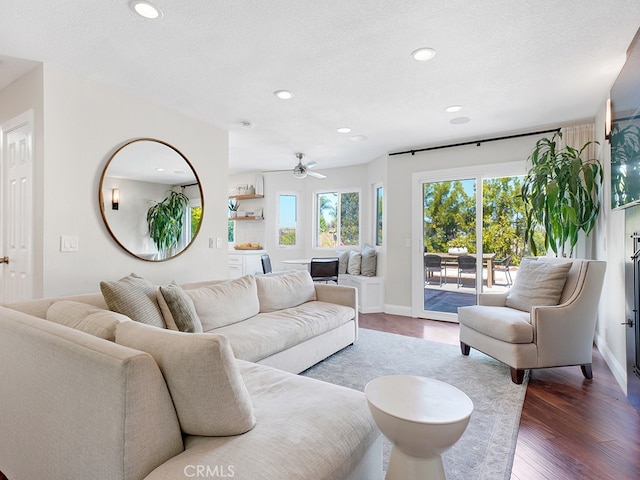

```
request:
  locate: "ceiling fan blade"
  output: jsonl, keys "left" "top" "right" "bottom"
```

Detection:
{"left": 306, "top": 161, "right": 317, "bottom": 169}
{"left": 307, "top": 170, "right": 326, "bottom": 179}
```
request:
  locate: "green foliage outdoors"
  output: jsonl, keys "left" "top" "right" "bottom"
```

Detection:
{"left": 340, "top": 192, "right": 360, "bottom": 246}
{"left": 191, "top": 206, "right": 202, "bottom": 239}
{"left": 423, "top": 177, "right": 544, "bottom": 265}
{"left": 279, "top": 228, "right": 296, "bottom": 246}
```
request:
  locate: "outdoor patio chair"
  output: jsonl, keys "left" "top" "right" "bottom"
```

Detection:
{"left": 492, "top": 255, "right": 513, "bottom": 286}
{"left": 310, "top": 257, "right": 339, "bottom": 283}
{"left": 457, "top": 255, "right": 477, "bottom": 288}
{"left": 424, "top": 254, "right": 446, "bottom": 286}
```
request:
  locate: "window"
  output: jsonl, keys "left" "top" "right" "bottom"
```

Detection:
{"left": 278, "top": 194, "right": 297, "bottom": 246}
{"left": 375, "top": 185, "right": 383, "bottom": 246}
{"left": 316, "top": 190, "right": 360, "bottom": 247}
{"left": 228, "top": 219, "right": 235, "bottom": 243}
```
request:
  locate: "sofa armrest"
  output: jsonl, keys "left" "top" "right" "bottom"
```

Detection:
{"left": 478, "top": 291, "right": 508, "bottom": 306}
{"left": 314, "top": 283, "right": 358, "bottom": 328}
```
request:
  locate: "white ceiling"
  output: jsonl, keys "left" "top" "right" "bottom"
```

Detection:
{"left": 1, "top": 0, "right": 639, "bottom": 175}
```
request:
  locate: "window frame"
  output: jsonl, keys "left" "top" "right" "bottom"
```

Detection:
{"left": 373, "top": 182, "right": 383, "bottom": 247}
{"left": 276, "top": 192, "right": 299, "bottom": 248}
{"left": 314, "top": 188, "right": 361, "bottom": 249}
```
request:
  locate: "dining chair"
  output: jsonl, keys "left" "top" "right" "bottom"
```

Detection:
{"left": 456, "top": 255, "right": 477, "bottom": 288}
{"left": 309, "top": 257, "right": 339, "bottom": 283}
{"left": 424, "top": 254, "right": 446, "bottom": 286}
{"left": 261, "top": 254, "right": 273, "bottom": 274}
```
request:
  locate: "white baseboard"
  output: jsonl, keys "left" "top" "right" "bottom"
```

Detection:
{"left": 383, "top": 304, "right": 412, "bottom": 317}
{"left": 594, "top": 332, "right": 627, "bottom": 395}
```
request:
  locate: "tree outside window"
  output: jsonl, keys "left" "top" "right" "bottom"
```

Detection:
{"left": 316, "top": 191, "right": 359, "bottom": 247}
{"left": 375, "top": 186, "right": 383, "bottom": 246}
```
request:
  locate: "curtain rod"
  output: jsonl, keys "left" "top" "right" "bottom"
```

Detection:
{"left": 389, "top": 127, "right": 561, "bottom": 157}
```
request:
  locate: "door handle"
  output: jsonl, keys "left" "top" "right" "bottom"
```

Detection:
{"left": 0, "top": 256, "right": 8, "bottom": 264}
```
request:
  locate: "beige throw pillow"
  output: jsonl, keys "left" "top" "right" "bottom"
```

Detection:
{"left": 185, "top": 275, "right": 260, "bottom": 331}
{"left": 360, "top": 244, "right": 377, "bottom": 277}
{"left": 158, "top": 282, "right": 203, "bottom": 333}
{"left": 46, "top": 301, "right": 128, "bottom": 341}
{"left": 255, "top": 270, "right": 317, "bottom": 313}
{"left": 505, "top": 258, "right": 572, "bottom": 312}
{"left": 347, "top": 250, "right": 361, "bottom": 275}
{"left": 336, "top": 250, "right": 350, "bottom": 275}
{"left": 115, "top": 321, "right": 256, "bottom": 436}
{"left": 100, "top": 273, "right": 166, "bottom": 328}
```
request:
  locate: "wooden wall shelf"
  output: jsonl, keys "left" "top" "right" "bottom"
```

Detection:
{"left": 231, "top": 216, "right": 263, "bottom": 221}
{"left": 228, "top": 194, "right": 264, "bottom": 200}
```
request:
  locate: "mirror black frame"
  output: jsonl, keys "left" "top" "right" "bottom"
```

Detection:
{"left": 99, "top": 138, "right": 204, "bottom": 262}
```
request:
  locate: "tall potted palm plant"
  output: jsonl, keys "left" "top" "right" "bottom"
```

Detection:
{"left": 147, "top": 190, "right": 190, "bottom": 259}
{"left": 521, "top": 132, "right": 602, "bottom": 257}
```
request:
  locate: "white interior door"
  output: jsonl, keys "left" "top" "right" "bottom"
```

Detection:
{"left": 1, "top": 111, "right": 34, "bottom": 302}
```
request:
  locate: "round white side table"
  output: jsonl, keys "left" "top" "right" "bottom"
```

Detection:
{"left": 365, "top": 375, "right": 473, "bottom": 480}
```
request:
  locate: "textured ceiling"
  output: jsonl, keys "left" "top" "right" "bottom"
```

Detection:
{"left": 1, "top": 0, "right": 639, "bottom": 174}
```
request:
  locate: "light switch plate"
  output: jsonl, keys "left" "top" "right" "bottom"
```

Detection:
{"left": 60, "top": 235, "right": 79, "bottom": 252}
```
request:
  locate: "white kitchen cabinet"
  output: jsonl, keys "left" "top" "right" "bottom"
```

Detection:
{"left": 228, "top": 250, "right": 265, "bottom": 278}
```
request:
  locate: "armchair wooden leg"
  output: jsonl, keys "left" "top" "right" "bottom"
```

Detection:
{"left": 580, "top": 363, "right": 593, "bottom": 379}
{"left": 510, "top": 367, "right": 525, "bottom": 384}
{"left": 460, "top": 341, "right": 470, "bottom": 356}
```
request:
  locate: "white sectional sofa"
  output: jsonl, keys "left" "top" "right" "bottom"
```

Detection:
{"left": 0, "top": 271, "right": 382, "bottom": 480}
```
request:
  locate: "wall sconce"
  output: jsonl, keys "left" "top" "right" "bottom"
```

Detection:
{"left": 605, "top": 97, "right": 612, "bottom": 142}
{"left": 112, "top": 188, "right": 119, "bottom": 210}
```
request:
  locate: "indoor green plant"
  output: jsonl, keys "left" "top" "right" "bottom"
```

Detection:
{"left": 147, "top": 190, "right": 190, "bottom": 258}
{"left": 228, "top": 198, "right": 240, "bottom": 217}
{"left": 521, "top": 132, "right": 602, "bottom": 257}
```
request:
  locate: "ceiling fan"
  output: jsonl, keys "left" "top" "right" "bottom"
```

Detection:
{"left": 264, "top": 153, "right": 326, "bottom": 179}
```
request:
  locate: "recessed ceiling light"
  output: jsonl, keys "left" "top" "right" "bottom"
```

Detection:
{"left": 450, "top": 116, "right": 471, "bottom": 125}
{"left": 411, "top": 47, "right": 436, "bottom": 62}
{"left": 350, "top": 135, "right": 367, "bottom": 142}
{"left": 337, "top": 127, "right": 352, "bottom": 133}
{"left": 155, "top": 167, "right": 165, "bottom": 172}
{"left": 274, "top": 90, "right": 294, "bottom": 100}
{"left": 445, "top": 105, "right": 463, "bottom": 113}
{"left": 129, "top": 1, "right": 163, "bottom": 19}
{"left": 241, "top": 121, "right": 255, "bottom": 129}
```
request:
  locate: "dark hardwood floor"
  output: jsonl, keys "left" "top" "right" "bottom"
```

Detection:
{"left": 359, "top": 312, "right": 640, "bottom": 480}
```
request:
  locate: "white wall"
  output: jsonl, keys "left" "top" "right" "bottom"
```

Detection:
{"left": 593, "top": 98, "right": 628, "bottom": 392}
{"left": 1, "top": 64, "right": 230, "bottom": 296}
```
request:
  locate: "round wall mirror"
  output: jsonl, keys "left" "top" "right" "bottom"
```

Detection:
{"left": 99, "top": 138, "right": 204, "bottom": 261}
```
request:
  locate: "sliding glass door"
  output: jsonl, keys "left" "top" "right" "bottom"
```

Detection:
{"left": 422, "top": 179, "right": 478, "bottom": 317}
{"left": 413, "top": 163, "right": 528, "bottom": 321}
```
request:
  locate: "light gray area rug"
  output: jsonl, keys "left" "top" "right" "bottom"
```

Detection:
{"left": 301, "top": 328, "right": 528, "bottom": 480}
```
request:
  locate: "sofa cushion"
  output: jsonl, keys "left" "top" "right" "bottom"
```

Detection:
{"left": 347, "top": 250, "right": 361, "bottom": 275}
{"left": 100, "top": 273, "right": 166, "bottom": 328}
{"left": 255, "top": 270, "right": 317, "bottom": 313}
{"left": 215, "top": 301, "right": 355, "bottom": 362}
{"left": 158, "top": 282, "right": 203, "bottom": 333}
{"left": 186, "top": 275, "right": 260, "bottom": 332}
{"left": 45, "top": 301, "right": 127, "bottom": 341}
{"left": 360, "top": 244, "right": 377, "bottom": 276}
{"left": 336, "top": 250, "right": 350, "bottom": 274}
{"left": 505, "top": 258, "right": 572, "bottom": 312}
{"left": 458, "top": 305, "right": 533, "bottom": 343}
{"left": 115, "top": 321, "right": 256, "bottom": 437}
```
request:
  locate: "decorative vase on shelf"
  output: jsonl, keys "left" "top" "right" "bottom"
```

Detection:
{"left": 255, "top": 175, "right": 264, "bottom": 195}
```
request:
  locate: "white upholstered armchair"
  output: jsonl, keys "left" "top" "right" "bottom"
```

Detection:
{"left": 458, "top": 258, "right": 606, "bottom": 384}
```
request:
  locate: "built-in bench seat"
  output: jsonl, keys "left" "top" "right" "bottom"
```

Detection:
{"left": 338, "top": 274, "right": 384, "bottom": 313}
